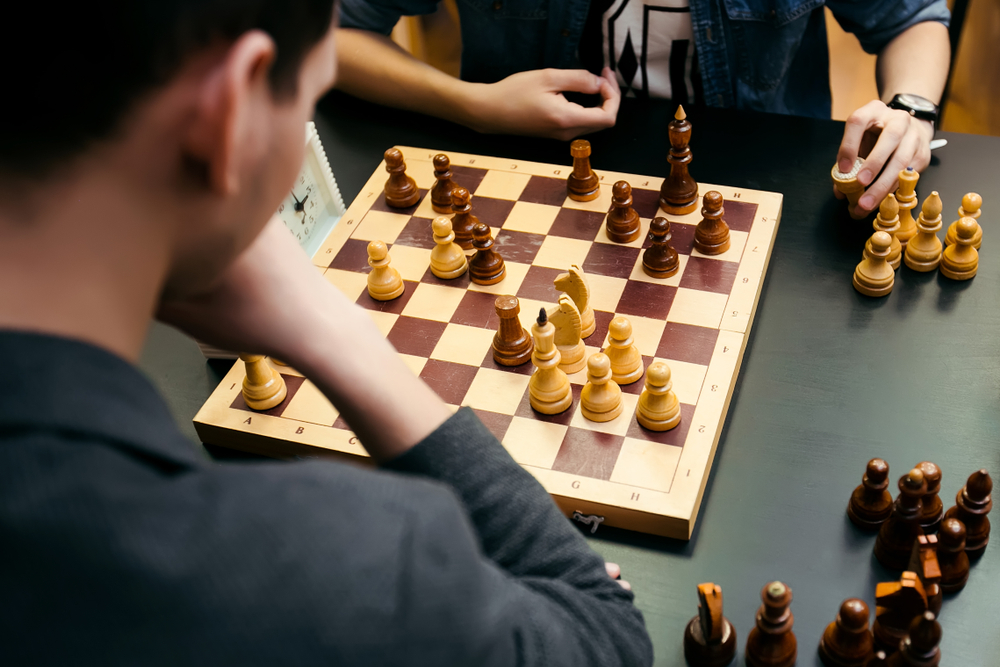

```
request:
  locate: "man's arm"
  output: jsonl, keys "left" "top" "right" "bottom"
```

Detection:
{"left": 336, "top": 29, "right": 620, "bottom": 141}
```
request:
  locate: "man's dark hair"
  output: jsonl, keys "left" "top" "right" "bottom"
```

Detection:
{"left": 2, "top": 1, "right": 335, "bottom": 178}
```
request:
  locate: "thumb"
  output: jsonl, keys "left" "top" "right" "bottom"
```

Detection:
{"left": 543, "top": 68, "right": 605, "bottom": 94}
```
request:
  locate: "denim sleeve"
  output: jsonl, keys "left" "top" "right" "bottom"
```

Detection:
{"left": 340, "top": 0, "right": 443, "bottom": 34}
{"left": 827, "top": 0, "right": 950, "bottom": 55}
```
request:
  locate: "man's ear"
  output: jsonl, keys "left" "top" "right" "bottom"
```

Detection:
{"left": 184, "top": 31, "right": 276, "bottom": 196}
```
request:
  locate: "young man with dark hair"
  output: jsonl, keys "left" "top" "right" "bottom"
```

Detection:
{"left": 0, "top": 3, "right": 652, "bottom": 664}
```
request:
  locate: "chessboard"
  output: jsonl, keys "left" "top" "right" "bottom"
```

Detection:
{"left": 194, "top": 147, "right": 783, "bottom": 539}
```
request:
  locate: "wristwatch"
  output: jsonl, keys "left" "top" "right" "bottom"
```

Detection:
{"left": 888, "top": 93, "right": 939, "bottom": 126}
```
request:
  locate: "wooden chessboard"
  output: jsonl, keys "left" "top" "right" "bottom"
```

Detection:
{"left": 193, "top": 147, "right": 783, "bottom": 539}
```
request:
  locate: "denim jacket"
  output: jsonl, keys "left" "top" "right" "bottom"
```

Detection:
{"left": 341, "top": 0, "right": 949, "bottom": 119}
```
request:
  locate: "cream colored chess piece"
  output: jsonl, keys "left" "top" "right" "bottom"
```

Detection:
{"left": 853, "top": 231, "right": 895, "bottom": 297}
{"left": 637, "top": 361, "right": 681, "bottom": 431}
{"left": 528, "top": 309, "right": 573, "bottom": 415}
{"left": 945, "top": 193, "right": 983, "bottom": 249}
{"left": 366, "top": 240, "right": 404, "bottom": 300}
{"left": 548, "top": 294, "right": 586, "bottom": 374}
{"left": 831, "top": 157, "right": 865, "bottom": 209}
{"left": 940, "top": 217, "right": 980, "bottom": 280}
{"left": 872, "top": 194, "right": 902, "bottom": 270}
{"left": 554, "top": 265, "right": 596, "bottom": 338}
{"left": 429, "top": 216, "right": 469, "bottom": 279}
{"left": 894, "top": 167, "right": 919, "bottom": 249}
{"left": 239, "top": 354, "right": 287, "bottom": 410}
{"left": 904, "top": 192, "right": 943, "bottom": 272}
{"left": 605, "top": 316, "right": 644, "bottom": 385}
{"left": 581, "top": 353, "right": 623, "bottom": 422}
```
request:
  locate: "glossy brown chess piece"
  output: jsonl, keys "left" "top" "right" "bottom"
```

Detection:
{"left": 683, "top": 583, "right": 736, "bottom": 667}
{"left": 907, "top": 535, "right": 942, "bottom": 615}
{"left": 492, "top": 295, "right": 532, "bottom": 366}
{"left": 567, "top": 139, "right": 600, "bottom": 202}
{"left": 943, "top": 468, "right": 992, "bottom": 557}
{"left": 660, "top": 105, "right": 699, "bottom": 215}
{"left": 746, "top": 581, "right": 797, "bottom": 667}
{"left": 451, "top": 186, "right": 480, "bottom": 250}
{"left": 872, "top": 194, "right": 902, "bottom": 270}
{"left": 383, "top": 147, "right": 420, "bottom": 208}
{"left": 939, "top": 217, "right": 980, "bottom": 280}
{"left": 848, "top": 458, "right": 893, "bottom": 530}
{"left": 916, "top": 461, "right": 943, "bottom": 533}
{"left": 606, "top": 181, "right": 641, "bottom": 243}
{"left": 903, "top": 193, "right": 943, "bottom": 272}
{"left": 431, "top": 153, "right": 458, "bottom": 213}
{"left": 469, "top": 223, "right": 505, "bottom": 285}
{"left": 694, "top": 191, "right": 731, "bottom": 255}
{"left": 944, "top": 192, "right": 982, "bottom": 248}
{"left": 818, "top": 598, "right": 874, "bottom": 667}
{"left": 853, "top": 231, "right": 894, "bottom": 297}
{"left": 886, "top": 612, "right": 940, "bottom": 667}
{"left": 643, "top": 217, "right": 680, "bottom": 278}
{"left": 894, "top": 167, "right": 919, "bottom": 250}
{"left": 873, "top": 572, "right": 927, "bottom": 655}
{"left": 239, "top": 354, "right": 287, "bottom": 411}
{"left": 936, "top": 518, "right": 970, "bottom": 592}
{"left": 875, "top": 468, "right": 928, "bottom": 570}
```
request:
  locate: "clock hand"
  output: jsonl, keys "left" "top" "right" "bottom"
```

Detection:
{"left": 290, "top": 190, "right": 305, "bottom": 213}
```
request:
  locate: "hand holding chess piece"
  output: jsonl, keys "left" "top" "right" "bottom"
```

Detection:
{"left": 239, "top": 354, "right": 287, "bottom": 410}
{"left": 831, "top": 157, "right": 865, "bottom": 210}
{"left": 383, "top": 148, "right": 420, "bottom": 208}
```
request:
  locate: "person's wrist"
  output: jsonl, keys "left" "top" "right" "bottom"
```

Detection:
{"left": 916, "top": 118, "right": 935, "bottom": 141}
{"left": 437, "top": 77, "right": 489, "bottom": 133}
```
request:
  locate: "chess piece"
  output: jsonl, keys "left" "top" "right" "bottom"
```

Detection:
{"left": 894, "top": 167, "right": 919, "bottom": 250}
{"left": 694, "top": 191, "right": 731, "bottom": 255}
{"left": 745, "top": 581, "right": 797, "bottom": 667}
{"left": 383, "top": 147, "right": 420, "bottom": 208}
{"left": 831, "top": 157, "right": 865, "bottom": 209}
{"left": 469, "top": 223, "right": 506, "bottom": 285}
{"left": 366, "top": 240, "right": 404, "bottom": 300}
{"left": 239, "top": 354, "right": 287, "bottom": 411}
{"left": 916, "top": 461, "right": 943, "bottom": 533}
{"left": 643, "top": 217, "right": 680, "bottom": 278}
{"left": 660, "top": 105, "right": 699, "bottom": 215}
{"left": 943, "top": 469, "right": 992, "bottom": 557}
{"left": 567, "top": 139, "right": 600, "bottom": 202}
{"left": 936, "top": 518, "right": 970, "bottom": 592}
{"left": 638, "top": 361, "right": 681, "bottom": 431}
{"left": 683, "top": 583, "right": 737, "bottom": 667}
{"left": 903, "top": 192, "right": 943, "bottom": 272}
{"left": 907, "top": 535, "right": 942, "bottom": 615}
{"left": 872, "top": 194, "right": 902, "bottom": 270}
{"left": 939, "top": 216, "right": 980, "bottom": 280}
{"left": 944, "top": 192, "right": 982, "bottom": 248}
{"left": 853, "top": 231, "right": 894, "bottom": 297}
{"left": 580, "top": 353, "right": 623, "bottom": 422}
{"left": 549, "top": 294, "right": 586, "bottom": 374}
{"left": 887, "top": 612, "right": 940, "bottom": 667}
{"left": 450, "top": 186, "right": 480, "bottom": 250}
{"left": 605, "top": 316, "right": 643, "bottom": 384}
{"left": 872, "top": 572, "right": 928, "bottom": 655}
{"left": 868, "top": 651, "right": 889, "bottom": 667}
{"left": 491, "top": 295, "right": 532, "bottom": 366}
{"left": 554, "top": 265, "right": 596, "bottom": 338}
{"left": 875, "top": 468, "right": 927, "bottom": 570}
{"left": 528, "top": 309, "right": 572, "bottom": 414}
{"left": 431, "top": 153, "right": 458, "bottom": 213}
{"left": 848, "top": 458, "right": 894, "bottom": 530}
{"left": 818, "top": 598, "right": 874, "bottom": 667}
{"left": 429, "top": 216, "right": 469, "bottom": 279}
{"left": 606, "top": 181, "right": 641, "bottom": 243}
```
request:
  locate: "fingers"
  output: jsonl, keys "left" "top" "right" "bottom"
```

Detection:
{"left": 542, "top": 68, "right": 606, "bottom": 94}
{"left": 837, "top": 100, "right": 885, "bottom": 173}
{"left": 548, "top": 101, "right": 617, "bottom": 140}
{"left": 855, "top": 110, "right": 911, "bottom": 189}
{"left": 855, "top": 128, "right": 919, "bottom": 215}
{"left": 604, "top": 562, "right": 632, "bottom": 590}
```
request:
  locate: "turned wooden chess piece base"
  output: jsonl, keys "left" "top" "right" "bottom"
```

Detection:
{"left": 528, "top": 309, "right": 572, "bottom": 415}
{"left": 939, "top": 217, "right": 980, "bottom": 281}
{"left": 643, "top": 216, "right": 679, "bottom": 278}
{"left": 637, "top": 361, "right": 681, "bottom": 432}
{"left": 944, "top": 192, "right": 983, "bottom": 248}
{"left": 684, "top": 583, "right": 736, "bottom": 667}
{"left": 746, "top": 581, "right": 797, "bottom": 667}
{"left": 492, "top": 295, "right": 533, "bottom": 367}
{"left": 429, "top": 216, "right": 469, "bottom": 279}
{"left": 239, "top": 354, "right": 287, "bottom": 411}
{"left": 818, "top": 598, "right": 874, "bottom": 667}
{"left": 904, "top": 193, "right": 943, "bottom": 272}
{"left": 848, "top": 458, "right": 893, "bottom": 530}
{"left": 382, "top": 147, "right": 420, "bottom": 208}
{"left": 567, "top": 139, "right": 600, "bottom": 201}
{"left": 854, "top": 231, "right": 894, "bottom": 298}
{"left": 694, "top": 191, "right": 730, "bottom": 255}
{"left": 581, "top": 353, "right": 623, "bottom": 422}
{"left": 606, "top": 180, "right": 641, "bottom": 243}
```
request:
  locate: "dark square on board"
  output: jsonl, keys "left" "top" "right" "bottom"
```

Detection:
{"left": 583, "top": 243, "right": 642, "bottom": 279}
{"left": 616, "top": 281, "right": 677, "bottom": 320}
{"left": 494, "top": 230, "right": 545, "bottom": 265}
{"left": 723, "top": 199, "right": 758, "bottom": 232}
{"left": 654, "top": 222, "right": 695, "bottom": 255}
{"left": 549, "top": 208, "right": 606, "bottom": 241}
{"left": 551, "top": 427, "right": 626, "bottom": 481}
{"left": 656, "top": 322, "right": 719, "bottom": 365}
{"left": 516, "top": 266, "right": 565, "bottom": 303}
{"left": 604, "top": 356, "right": 654, "bottom": 396}
{"left": 519, "top": 175, "right": 570, "bottom": 207}
{"left": 393, "top": 216, "right": 438, "bottom": 250}
{"left": 514, "top": 384, "right": 584, "bottom": 426}
{"left": 450, "top": 165, "right": 489, "bottom": 193}
{"left": 386, "top": 316, "right": 448, "bottom": 357}
{"left": 679, "top": 256, "right": 739, "bottom": 294}
{"left": 480, "top": 347, "right": 536, "bottom": 376}
{"left": 588, "top": 310, "right": 616, "bottom": 348}
{"left": 355, "top": 280, "right": 418, "bottom": 315}
{"left": 471, "top": 408, "right": 515, "bottom": 441}
{"left": 419, "top": 359, "right": 480, "bottom": 405}
{"left": 369, "top": 189, "right": 428, "bottom": 216}
{"left": 630, "top": 187, "right": 662, "bottom": 219}
{"left": 230, "top": 374, "right": 306, "bottom": 418}
{"left": 420, "top": 265, "right": 473, "bottom": 289}
{"left": 450, "top": 290, "right": 503, "bottom": 328}
{"left": 470, "top": 196, "right": 517, "bottom": 228}
{"left": 329, "top": 238, "right": 374, "bottom": 271}
{"left": 625, "top": 402, "right": 696, "bottom": 449}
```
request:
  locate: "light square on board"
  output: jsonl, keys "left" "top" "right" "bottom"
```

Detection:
{"left": 667, "top": 287, "right": 729, "bottom": 329}
{"left": 281, "top": 381, "right": 339, "bottom": 427}
{"left": 408, "top": 166, "right": 436, "bottom": 190}
{"left": 609, "top": 438, "right": 682, "bottom": 493}
{"left": 628, "top": 252, "right": 689, "bottom": 286}
{"left": 601, "top": 314, "right": 666, "bottom": 357}
{"left": 388, "top": 244, "right": 433, "bottom": 282}
{"left": 568, "top": 392, "right": 640, "bottom": 436}
{"left": 652, "top": 358, "right": 707, "bottom": 405}
{"left": 368, "top": 190, "right": 426, "bottom": 217}
{"left": 514, "top": 297, "right": 555, "bottom": 332}
{"left": 625, "top": 402, "right": 696, "bottom": 446}
{"left": 412, "top": 193, "right": 439, "bottom": 220}
{"left": 464, "top": 368, "right": 532, "bottom": 414}
{"left": 587, "top": 273, "right": 629, "bottom": 313}
{"left": 502, "top": 417, "right": 569, "bottom": 469}
{"left": 691, "top": 230, "right": 748, "bottom": 263}
{"left": 561, "top": 182, "right": 613, "bottom": 212}
{"left": 398, "top": 354, "right": 429, "bottom": 377}
{"left": 467, "top": 261, "right": 531, "bottom": 296}
{"left": 501, "top": 201, "right": 562, "bottom": 235}
{"left": 350, "top": 210, "right": 412, "bottom": 243}
{"left": 402, "top": 282, "right": 466, "bottom": 322}
{"left": 355, "top": 280, "right": 418, "bottom": 315}
{"left": 533, "top": 235, "right": 594, "bottom": 270}
{"left": 474, "top": 170, "right": 531, "bottom": 200}
{"left": 323, "top": 268, "right": 368, "bottom": 302}
{"left": 431, "top": 323, "right": 497, "bottom": 366}
{"left": 365, "top": 310, "right": 399, "bottom": 337}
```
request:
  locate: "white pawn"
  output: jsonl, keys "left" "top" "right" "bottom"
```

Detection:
{"left": 367, "top": 240, "right": 404, "bottom": 301}
{"left": 239, "top": 354, "right": 287, "bottom": 411}
{"left": 549, "top": 294, "right": 586, "bottom": 374}
{"left": 528, "top": 309, "right": 573, "bottom": 415}
{"left": 429, "top": 216, "right": 468, "bottom": 279}
{"left": 636, "top": 361, "right": 681, "bottom": 431}
{"left": 581, "top": 353, "right": 623, "bottom": 423}
{"left": 605, "top": 316, "right": 643, "bottom": 385}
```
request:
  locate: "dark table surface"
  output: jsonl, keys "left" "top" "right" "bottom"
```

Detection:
{"left": 141, "top": 92, "right": 1000, "bottom": 665}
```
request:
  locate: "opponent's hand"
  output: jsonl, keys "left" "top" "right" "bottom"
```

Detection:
{"left": 462, "top": 67, "right": 620, "bottom": 141}
{"left": 835, "top": 100, "right": 933, "bottom": 218}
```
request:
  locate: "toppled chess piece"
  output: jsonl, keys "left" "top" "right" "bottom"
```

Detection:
{"left": 903, "top": 193, "right": 943, "bottom": 272}
{"left": 383, "top": 148, "right": 420, "bottom": 209}
{"left": 943, "top": 468, "right": 992, "bottom": 557}
{"left": 873, "top": 571, "right": 927, "bottom": 655}
{"left": 916, "top": 461, "right": 943, "bottom": 533}
{"left": 528, "top": 309, "right": 572, "bottom": 415}
{"left": 831, "top": 157, "right": 865, "bottom": 210}
{"left": 875, "top": 468, "right": 928, "bottom": 570}
{"left": 853, "top": 231, "right": 894, "bottom": 297}
{"left": 848, "top": 458, "right": 894, "bottom": 530}
{"left": 606, "top": 180, "right": 641, "bottom": 243}
{"left": 936, "top": 518, "right": 970, "bottom": 592}
{"left": 694, "top": 191, "right": 730, "bottom": 255}
{"left": 891, "top": 612, "right": 941, "bottom": 666}
{"left": 683, "top": 583, "right": 736, "bottom": 667}
{"left": 366, "top": 240, "right": 404, "bottom": 301}
{"left": 567, "top": 139, "right": 600, "bottom": 202}
{"left": 945, "top": 192, "right": 982, "bottom": 248}
{"left": 818, "top": 598, "right": 874, "bottom": 667}
{"left": 637, "top": 361, "right": 681, "bottom": 432}
{"left": 451, "top": 186, "right": 480, "bottom": 250}
{"left": 581, "top": 353, "right": 623, "bottom": 422}
{"left": 939, "top": 216, "right": 980, "bottom": 280}
{"left": 429, "top": 216, "right": 469, "bottom": 279}
{"left": 239, "top": 354, "right": 287, "bottom": 411}
{"left": 894, "top": 167, "right": 919, "bottom": 250}
{"left": 660, "top": 105, "right": 699, "bottom": 215}
{"left": 746, "top": 581, "right": 797, "bottom": 667}
{"left": 431, "top": 153, "right": 459, "bottom": 213}
{"left": 491, "top": 295, "right": 532, "bottom": 367}
{"left": 549, "top": 294, "right": 586, "bottom": 374}
{"left": 605, "top": 316, "right": 643, "bottom": 385}
{"left": 872, "top": 194, "right": 902, "bottom": 270}
{"left": 643, "top": 217, "right": 680, "bottom": 279}
{"left": 907, "top": 534, "right": 942, "bottom": 615}
{"left": 469, "top": 223, "right": 506, "bottom": 285}
{"left": 554, "top": 265, "right": 596, "bottom": 338}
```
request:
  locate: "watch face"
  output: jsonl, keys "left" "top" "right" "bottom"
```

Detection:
{"left": 897, "top": 94, "right": 936, "bottom": 112}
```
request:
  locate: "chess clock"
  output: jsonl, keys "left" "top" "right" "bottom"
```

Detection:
{"left": 275, "top": 121, "right": 346, "bottom": 259}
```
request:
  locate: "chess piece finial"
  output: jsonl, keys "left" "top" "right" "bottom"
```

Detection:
{"left": 873, "top": 194, "right": 902, "bottom": 270}
{"left": 450, "top": 185, "right": 479, "bottom": 250}
{"left": 605, "top": 316, "right": 643, "bottom": 385}
{"left": 528, "top": 306, "right": 572, "bottom": 415}
{"left": 848, "top": 458, "right": 893, "bottom": 529}
{"left": 491, "top": 295, "right": 533, "bottom": 367}
{"left": 874, "top": 468, "right": 927, "bottom": 570}
{"left": 853, "top": 231, "right": 894, "bottom": 297}
{"left": 818, "top": 598, "right": 874, "bottom": 667}
{"left": 896, "top": 612, "right": 941, "bottom": 666}
{"left": 383, "top": 147, "right": 420, "bottom": 208}
{"left": 580, "top": 353, "right": 624, "bottom": 422}
{"left": 940, "top": 217, "right": 980, "bottom": 280}
{"left": 431, "top": 153, "right": 458, "bottom": 213}
{"left": 643, "top": 217, "right": 680, "bottom": 279}
{"left": 660, "top": 106, "right": 698, "bottom": 215}
{"left": 916, "top": 461, "right": 944, "bottom": 533}
{"left": 606, "top": 180, "right": 641, "bottom": 243}
{"left": 429, "top": 216, "right": 469, "bottom": 279}
{"left": 675, "top": 105, "right": 687, "bottom": 121}
{"left": 637, "top": 361, "right": 681, "bottom": 432}
{"left": 694, "top": 191, "right": 731, "bottom": 255}
{"left": 936, "top": 517, "right": 970, "bottom": 592}
{"left": 904, "top": 192, "right": 944, "bottom": 272}
{"left": 567, "top": 139, "right": 600, "bottom": 202}
{"left": 894, "top": 167, "right": 919, "bottom": 249}
{"left": 943, "top": 469, "right": 992, "bottom": 557}
{"left": 945, "top": 192, "right": 984, "bottom": 248}
{"left": 366, "top": 240, "right": 405, "bottom": 301}
{"left": 683, "top": 582, "right": 736, "bottom": 667}
{"left": 746, "top": 582, "right": 797, "bottom": 667}
{"left": 553, "top": 265, "right": 596, "bottom": 338}
{"left": 831, "top": 157, "right": 866, "bottom": 209}
{"left": 239, "top": 354, "right": 288, "bottom": 411}
{"left": 469, "top": 223, "right": 506, "bottom": 285}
